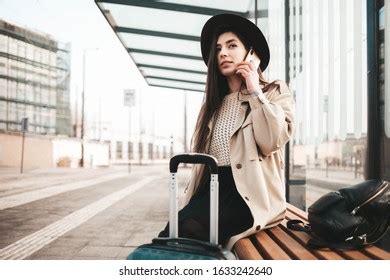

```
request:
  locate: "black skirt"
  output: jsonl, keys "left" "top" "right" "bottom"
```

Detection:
{"left": 158, "top": 166, "right": 253, "bottom": 246}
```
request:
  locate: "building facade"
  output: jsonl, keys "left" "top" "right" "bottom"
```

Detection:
{"left": 0, "top": 19, "right": 71, "bottom": 136}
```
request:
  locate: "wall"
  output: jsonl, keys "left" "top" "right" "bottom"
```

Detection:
{"left": 0, "top": 133, "right": 109, "bottom": 168}
{"left": 0, "top": 133, "right": 53, "bottom": 168}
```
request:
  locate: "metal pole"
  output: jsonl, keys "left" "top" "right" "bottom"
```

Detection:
{"left": 255, "top": 0, "right": 258, "bottom": 25}
{"left": 139, "top": 92, "right": 143, "bottom": 165}
{"left": 80, "top": 50, "right": 86, "bottom": 167}
{"left": 170, "top": 134, "right": 174, "bottom": 158}
{"left": 184, "top": 90, "right": 187, "bottom": 152}
{"left": 128, "top": 107, "right": 131, "bottom": 173}
{"left": 74, "top": 85, "right": 78, "bottom": 138}
{"left": 20, "top": 130, "right": 25, "bottom": 174}
{"left": 98, "top": 93, "right": 102, "bottom": 141}
{"left": 284, "top": 0, "right": 291, "bottom": 202}
{"left": 366, "top": 0, "right": 380, "bottom": 179}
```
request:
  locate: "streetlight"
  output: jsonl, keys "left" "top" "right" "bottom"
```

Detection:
{"left": 80, "top": 48, "right": 98, "bottom": 167}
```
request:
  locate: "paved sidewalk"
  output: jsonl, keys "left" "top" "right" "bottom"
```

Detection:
{"left": 0, "top": 164, "right": 192, "bottom": 259}
{"left": 305, "top": 168, "right": 364, "bottom": 190}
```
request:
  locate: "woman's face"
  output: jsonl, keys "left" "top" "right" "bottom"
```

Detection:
{"left": 216, "top": 32, "right": 248, "bottom": 77}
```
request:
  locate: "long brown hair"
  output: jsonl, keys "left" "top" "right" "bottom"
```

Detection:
{"left": 192, "top": 25, "right": 271, "bottom": 153}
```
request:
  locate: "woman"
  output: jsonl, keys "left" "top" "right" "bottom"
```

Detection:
{"left": 159, "top": 14, "right": 295, "bottom": 251}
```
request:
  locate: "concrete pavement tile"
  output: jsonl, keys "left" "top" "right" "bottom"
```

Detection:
{"left": 46, "top": 236, "right": 90, "bottom": 248}
{"left": 71, "top": 256, "right": 117, "bottom": 260}
{"left": 87, "top": 235, "right": 130, "bottom": 247}
{"left": 28, "top": 245, "right": 82, "bottom": 259}
{"left": 115, "top": 247, "right": 135, "bottom": 260}
{"left": 29, "top": 254, "right": 70, "bottom": 260}
{"left": 65, "top": 228, "right": 103, "bottom": 238}
{"left": 124, "top": 234, "right": 154, "bottom": 247}
{"left": 0, "top": 229, "right": 36, "bottom": 247}
{"left": 76, "top": 245, "right": 123, "bottom": 258}
{"left": 0, "top": 221, "right": 17, "bottom": 228}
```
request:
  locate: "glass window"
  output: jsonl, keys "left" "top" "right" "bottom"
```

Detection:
{"left": 288, "top": 0, "right": 368, "bottom": 210}
{"left": 9, "top": 102, "right": 17, "bottom": 122}
{"left": 148, "top": 143, "right": 153, "bottom": 160}
{"left": 116, "top": 141, "right": 123, "bottom": 159}
{"left": 0, "top": 34, "right": 7, "bottom": 53}
{"left": 18, "top": 41, "right": 26, "bottom": 58}
{"left": 41, "top": 88, "right": 49, "bottom": 105}
{"left": 25, "top": 64, "right": 33, "bottom": 82}
{"left": 155, "top": 145, "right": 160, "bottom": 159}
{"left": 0, "top": 78, "right": 6, "bottom": 98}
{"left": 9, "top": 81, "right": 17, "bottom": 100}
{"left": 0, "top": 101, "right": 6, "bottom": 120}
{"left": 9, "top": 60, "right": 17, "bottom": 77}
{"left": 138, "top": 142, "right": 143, "bottom": 160}
{"left": 16, "top": 61, "right": 25, "bottom": 80}
{"left": 26, "top": 105, "right": 34, "bottom": 124}
{"left": 128, "top": 141, "right": 133, "bottom": 160}
{"left": 9, "top": 38, "right": 17, "bottom": 56}
{"left": 41, "top": 107, "right": 49, "bottom": 127}
{"left": 50, "top": 52, "right": 56, "bottom": 67}
{"left": 26, "top": 83, "right": 34, "bottom": 102}
{"left": 0, "top": 56, "right": 6, "bottom": 75}
{"left": 34, "top": 85, "right": 40, "bottom": 103}
{"left": 163, "top": 146, "right": 167, "bottom": 159}
{"left": 35, "top": 47, "right": 41, "bottom": 63}
{"left": 17, "top": 103, "right": 25, "bottom": 122}
{"left": 26, "top": 43, "right": 34, "bottom": 61}
{"left": 49, "top": 89, "right": 56, "bottom": 106}
{"left": 50, "top": 108, "right": 56, "bottom": 127}
{"left": 17, "top": 83, "right": 25, "bottom": 101}
{"left": 41, "top": 49, "right": 49, "bottom": 65}
{"left": 34, "top": 106, "right": 41, "bottom": 125}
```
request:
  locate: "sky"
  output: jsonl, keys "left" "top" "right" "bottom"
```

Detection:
{"left": 0, "top": 0, "right": 204, "bottom": 144}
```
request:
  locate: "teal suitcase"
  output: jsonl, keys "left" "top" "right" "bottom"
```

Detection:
{"left": 127, "top": 153, "right": 236, "bottom": 260}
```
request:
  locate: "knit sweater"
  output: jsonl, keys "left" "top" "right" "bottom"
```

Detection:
{"left": 209, "top": 91, "right": 242, "bottom": 166}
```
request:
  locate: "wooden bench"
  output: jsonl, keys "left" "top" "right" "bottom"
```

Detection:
{"left": 234, "top": 203, "right": 390, "bottom": 260}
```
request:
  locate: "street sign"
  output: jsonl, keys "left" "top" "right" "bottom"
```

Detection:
{"left": 21, "top": 117, "right": 29, "bottom": 131}
{"left": 124, "top": 89, "right": 136, "bottom": 107}
{"left": 323, "top": 95, "right": 328, "bottom": 113}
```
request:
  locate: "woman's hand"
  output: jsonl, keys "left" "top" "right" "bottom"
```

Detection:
{"left": 235, "top": 60, "right": 261, "bottom": 94}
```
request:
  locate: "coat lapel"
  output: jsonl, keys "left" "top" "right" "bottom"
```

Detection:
{"left": 230, "top": 90, "right": 251, "bottom": 137}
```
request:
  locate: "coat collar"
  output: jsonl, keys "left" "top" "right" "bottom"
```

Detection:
{"left": 237, "top": 89, "right": 252, "bottom": 102}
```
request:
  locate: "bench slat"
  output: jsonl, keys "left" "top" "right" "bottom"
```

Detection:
{"left": 286, "top": 206, "right": 388, "bottom": 260}
{"left": 266, "top": 226, "right": 318, "bottom": 260}
{"left": 362, "top": 246, "right": 390, "bottom": 260}
{"left": 286, "top": 203, "right": 308, "bottom": 220}
{"left": 234, "top": 238, "right": 263, "bottom": 260}
{"left": 279, "top": 220, "right": 345, "bottom": 260}
{"left": 234, "top": 203, "right": 388, "bottom": 260}
{"left": 335, "top": 250, "right": 372, "bottom": 260}
{"left": 252, "top": 231, "right": 291, "bottom": 260}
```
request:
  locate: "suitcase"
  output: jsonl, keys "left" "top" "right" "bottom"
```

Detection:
{"left": 127, "top": 153, "right": 236, "bottom": 260}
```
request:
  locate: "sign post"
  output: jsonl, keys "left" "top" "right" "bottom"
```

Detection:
{"left": 20, "top": 117, "right": 29, "bottom": 174}
{"left": 124, "top": 89, "right": 135, "bottom": 173}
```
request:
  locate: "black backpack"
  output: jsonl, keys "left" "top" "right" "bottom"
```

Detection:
{"left": 287, "top": 179, "right": 389, "bottom": 250}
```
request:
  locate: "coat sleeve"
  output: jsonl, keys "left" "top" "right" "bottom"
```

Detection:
{"left": 247, "top": 80, "right": 295, "bottom": 157}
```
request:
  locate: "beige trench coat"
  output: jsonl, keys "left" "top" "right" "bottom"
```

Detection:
{"left": 183, "top": 80, "right": 295, "bottom": 250}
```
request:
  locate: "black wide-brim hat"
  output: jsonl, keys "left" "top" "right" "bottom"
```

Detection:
{"left": 201, "top": 13, "right": 270, "bottom": 72}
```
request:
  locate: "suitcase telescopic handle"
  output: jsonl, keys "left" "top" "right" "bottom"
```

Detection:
{"left": 169, "top": 153, "right": 218, "bottom": 174}
{"left": 168, "top": 153, "right": 219, "bottom": 244}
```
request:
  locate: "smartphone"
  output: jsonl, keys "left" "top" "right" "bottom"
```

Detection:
{"left": 244, "top": 47, "right": 261, "bottom": 70}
